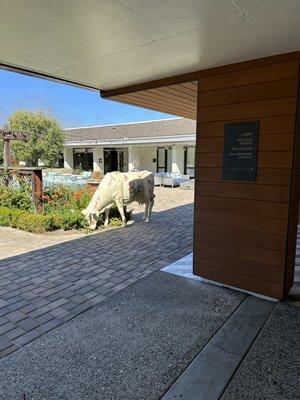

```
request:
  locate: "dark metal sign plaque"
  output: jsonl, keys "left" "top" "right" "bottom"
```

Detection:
{"left": 222, "top": 121, "right": 259, "bottom": 181}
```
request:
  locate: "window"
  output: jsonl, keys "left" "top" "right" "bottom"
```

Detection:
{"left": 73, "top": 148, "right": 93, "bottom": 171}
{"left": 184, "top": 147, "right": 195, "bottom": 178}
{"left": 157, "top": 147, "right": 173, "bottom": 173}
{"left": 157, "top": 148, "right": 167, "bottom": 172}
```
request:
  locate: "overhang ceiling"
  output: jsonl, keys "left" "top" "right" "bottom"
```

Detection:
{"left": 108, "top": 81, "right": 198, "bottom": 119}
{"left": 1, "top": 0, "right": 300, "bottom": 92}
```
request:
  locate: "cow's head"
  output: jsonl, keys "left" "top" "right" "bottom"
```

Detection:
{"left": 82, "top": 208, "right": 99, "bottom": 230}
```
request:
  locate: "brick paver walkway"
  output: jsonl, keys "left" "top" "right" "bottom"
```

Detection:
{"left": 0, "top": 187, "right": 194, "bottom": 260}
{"left": 0, "top": 188, "right": 194, "bottom": 357}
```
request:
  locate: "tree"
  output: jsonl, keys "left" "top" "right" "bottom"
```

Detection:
{"left": 0, "top": 140, "right": 3, "bottom": 165}
{"left": 8, "top": 110, "right": 65, "bottom": 167}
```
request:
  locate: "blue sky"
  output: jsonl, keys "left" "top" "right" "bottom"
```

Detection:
{"left": 0, "top": 69, "right": 173, "bottom": 128}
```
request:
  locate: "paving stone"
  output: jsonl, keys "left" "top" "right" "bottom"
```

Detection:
{"left": 0, "top": 308, "right": 10, "bottom": 318}
{"left": 17, "top": 318, "right": 39, "bottom": 331}
{"left": 84, "top": 291, "right": 98, "bottom": 299}
{"left": 62, "top": 315, "right": 75, "bottom": 322}
{"left": 21, "top": 292, "right": 38, "bottom": 301}
{"left": 47, "top": 298, "right": 69, "bottom": 310}
{"left": 0, "top": 317, "right": 9, "bottom": 326}
{"left": 49, "top": 308, "right": 71, "bottom": 319}
{"left": 94, "top": 286, "right": 112, "bottom": 296}
{"left": 7, "top": 300, "right": 28, "bottom": 312}
{"left": 14, "top": 330, "right": 42, "bottom": 347}
{"left": 68, "top": 294, "right": 87, "bottom": 305}
{"left": 35, "top": 313, "right": 53, "bottom": 324}
{"left": 0, "top": 322, "right": 15, "bottom": 335}
{"left": 71, "top": 303, "right": 92, "bottom": 315}
{"left": 46, "top": 293, "right": 63, "bottom": 302}
{"left": 6, "top": 310, "right": 26, "bottom": 323}
{"left": 86, "top": 295, "right": 106, "bottom": 305}
{"left": 0, "top": 299, "right": 8, "bottom": 308}
{"left": 28, "top": 306, "right": 51, "bottom": 318}
{"left": 5, "top": 327, "right": 25, "bottom": 340}
{"left": 20, "top": 304, "right": 39, "bottom": 314}
{"left": 61, "top": 301, "right": 77, "bottom": 311}
{"left": 31, "top": 298, "right": 49, "bottom": 307}
{"left": 39, "top": 319, "right": 62, "bottom": 333}
{"left": 109, "top": 276, "right": 125, "bottom": 284}
{"left": 0, "top": 335, "right": 13, "bottom": 352}
{"left": 0, "top": 344, "right": 19, "bottom": 358}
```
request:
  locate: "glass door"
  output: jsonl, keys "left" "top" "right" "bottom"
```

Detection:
{"left": 118, "top": 150, "right": 124, "bottom": 172}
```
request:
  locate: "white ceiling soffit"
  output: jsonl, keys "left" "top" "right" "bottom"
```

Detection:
{"left": 1, "top": 0, "right": 300, "bottom": 91}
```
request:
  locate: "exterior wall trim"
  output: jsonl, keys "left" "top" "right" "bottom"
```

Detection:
{"left": 64, "top": 134, "right": 196, "bottom": 147}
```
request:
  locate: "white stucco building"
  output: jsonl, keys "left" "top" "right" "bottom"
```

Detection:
{"left": 63, "top": 118, "right": 196, "bottom": 177}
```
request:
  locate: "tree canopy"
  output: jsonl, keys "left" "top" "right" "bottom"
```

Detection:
{"left": 8, "top": 110, "right": 64, "bottom": 167}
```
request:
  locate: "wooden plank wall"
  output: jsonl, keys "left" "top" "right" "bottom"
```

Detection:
{"left": 194, "top": 59, "right": 300, "bottom": 299}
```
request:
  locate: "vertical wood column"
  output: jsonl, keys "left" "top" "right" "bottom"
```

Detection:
{"left": 31, "top": 169, "right": 43, "bottom": 211}
{"left": 193, "top": 59, "right": 300, "bottom": 299}
{"left": 3, "top": 139, "right": 12, "bottom": 167}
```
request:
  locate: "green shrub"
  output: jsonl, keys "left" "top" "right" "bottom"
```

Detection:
{"left": 0, "top": 185, "right": 131, "bottom": 233}
{"left": 108, "top": 217, "right": 123, "bottom": 227}
{"left": 11, "top": 212, "right": 50, "bottom": 234}
{"left": 0, "top": 207, "right": 11, "bottom": 227}
{"left": 0, "top": 206, "right": 49, "bottom": 233}
{"left": 47, "top": 210, "right": 87, "bottom": 231}
{"left": 0, "top": 185, "right": 33, "bottom": 211}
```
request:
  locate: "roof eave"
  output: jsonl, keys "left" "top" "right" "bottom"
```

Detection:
{"left": 64, "top": 134, "right": 196, "bottom": 147}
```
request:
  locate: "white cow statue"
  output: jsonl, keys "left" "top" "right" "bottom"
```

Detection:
{"left": 82, "top": 170, "right": 155, "bottom": 230}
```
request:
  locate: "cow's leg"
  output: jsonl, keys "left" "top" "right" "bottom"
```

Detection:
{"left": 144, "top": 183, "right": 155, "bottom": 223}
{"left": 104, "top": 207, "right": 110, "bottom": 228}
{"left": 143, "top": 202, "right": 149, "bottom": 220}
{"left": 115, "top": 199, "right": 127, "bottom": 227}
{"left": 145, "top": 198, "right": 154, "bottom": 223}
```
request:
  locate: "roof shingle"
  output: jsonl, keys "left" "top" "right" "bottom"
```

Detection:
{"left": 64, "top": 118, "right": 196, "bottom": 142}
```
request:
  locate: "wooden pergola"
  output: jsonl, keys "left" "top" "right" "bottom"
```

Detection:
{"left": 0, "top": 127, "right": 27, "bottom": 167}
{"left": 0, "top": 128, "right": 43, "bottom": 210}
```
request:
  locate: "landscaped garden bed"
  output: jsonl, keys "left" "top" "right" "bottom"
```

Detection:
{"left": 0, "top": 179, "right": 130, "bottom": 233}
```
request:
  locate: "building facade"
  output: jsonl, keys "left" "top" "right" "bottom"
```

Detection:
{"left": 63, "top": 118, "right": 196, "bottom": 177}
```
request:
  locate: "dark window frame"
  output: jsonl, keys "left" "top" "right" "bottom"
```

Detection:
{"left": 184, "top": 146, "right": 195, "bottom": 178}
{"left": 156, "top": 147, "right": 168, "bottom": 173}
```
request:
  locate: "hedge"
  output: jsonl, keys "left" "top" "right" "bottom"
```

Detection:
{"left": 0, "top": 206, "right": 87, "bottom": 233}
{"left": 0, "top": 205, "right": 130, "bottom": 233}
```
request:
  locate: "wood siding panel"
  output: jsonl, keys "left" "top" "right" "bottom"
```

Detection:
{"left": 194, "top": 210, "right": 287, "bottom": 235}
{"left": 113, "top": 96, "right": 195, "bottom": 119}
{"left": 196, "top": 151, "right": 293, "bottom": 169}
{"left": 196, "top": 168, "right": 291, "bottom": 186}
{"left": 194, "top": 258, "right": 284, "bottom": 299}
{"left": 198, "top": 79, "right": 298, "bottom": 107}
{"left": 197, "top": 134, "right": 294, "bottom": 153}
{"left": 199, "top": 61, "right": 298, "bottom": 92}
{"left": 194, "top": 59, "right": 300, "bottom": 299}
{"left": 195, "top": 224, "right": 286, "bottom": 251}
{"left": 194, "top": 247, "right": 284, "bottom": 281}
{"left": 196, "top": 182, "right": 290, "bottom": 202}
{"left": 195, "top": 196, "right": 289, "bottom": 219}
{"left": 198, "top": 115, "right": 296, "bottom": 137}
{"left": 198, "top": 97, "right": 296, "bottom": 123}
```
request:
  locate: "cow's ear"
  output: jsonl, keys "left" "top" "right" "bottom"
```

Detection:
{"left": 82, "top": 208, "right": 87, "bottom": 216}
